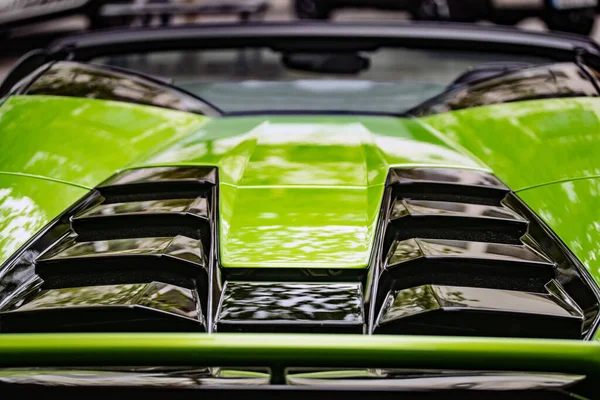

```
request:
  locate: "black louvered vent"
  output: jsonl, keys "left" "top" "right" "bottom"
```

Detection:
{"left": 0, "top": 167, "right": 217, "bottom": 333}
{"left": 0, "top": 166, "right": 598, "bottom": 339}
{"left": 370, "top": 168, "right": 600, "bottom": 339}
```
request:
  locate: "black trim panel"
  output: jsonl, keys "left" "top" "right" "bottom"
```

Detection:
{"left": 215, "top": 282, "right": 364, "bottom": 333}
{"left": 374, "top": 282, "right": 583, "bottom": 338}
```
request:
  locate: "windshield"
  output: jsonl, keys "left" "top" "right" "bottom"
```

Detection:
{"left": 93, "top": 47, "right": 552, "bottom": 114}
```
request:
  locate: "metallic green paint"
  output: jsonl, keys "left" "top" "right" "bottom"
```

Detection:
{"left": 0, "top": 173, "right": 89, "bottom": 265}
{"left": 0, "top": 333, "right": 599, "bottom": 375}
{"left": 141, "top": 116, "right": 485, "bottom": 268}
{"left": 3, "top": 95, "right": 600, "bottom": 269}
{"left": 421, "top": 97, "right": 600, "bottom": 191}
{"left": 0, "top": 96, "right": 208, "bottom": 188}
{"left": 517, "top": 178, "right": 600, "bottom": 341}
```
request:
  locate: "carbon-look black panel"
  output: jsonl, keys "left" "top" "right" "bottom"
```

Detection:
{"left": 0, "top": 166, "right": 218, "bottom": 333}
{"left": 215, "top": 282, "right": 364, "bottom": 333}
{"left": 1, "top": 165, "right": 599, "bottom": 339}
{"left": 369, "top": 167, "right": 600, "bottom": 339}
{"left": 72, "top": 197, "right": 210, "bottom": 243}
{"left": 389, "top": 168, "right": 509, "bottom": 205}
{"left": 36, "top": 235, "right": 207, "bottom": 289}
{"left": 374, "top": 282, "right": 583, "bottom": 338}
{"left": 99, "top": 166, "right": 216, "bottom": 203}
{"left": 0, "top": 281, "right": 205, "bottom": 333}
{"left": 373, "top": 238, "right": 555, "bottom": 310}
{"left": 388, "top": 199, "right": 528, "bottom": 244}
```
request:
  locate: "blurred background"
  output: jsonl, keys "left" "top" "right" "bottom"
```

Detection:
{"left": 1, "top": 0, "right": 599, "bottom": 80}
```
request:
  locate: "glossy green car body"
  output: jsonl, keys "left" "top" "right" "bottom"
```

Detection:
{"left": 2, "top": 95, "right": 600, "bottom": 276}
{"left": 2, "top": 24, "right": 600, "bottom": 393}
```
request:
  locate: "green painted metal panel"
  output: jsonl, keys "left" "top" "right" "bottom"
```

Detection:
{"left": 0, "top": 96, "right": 208, "bottom": 189}
{"left": 422, "top": 97, "right": 600, "bottom": 191}
{"left": 0, "top": 173, "right": 89, "bottom": 265}
{"left": 140, "top": 116, "right": 486, "bottom": 268}
{"left": 517, "top": 177, "right": 600, "bottom": 341}
{"left": 3, "top": 96, "right": 600, "bottom": 269}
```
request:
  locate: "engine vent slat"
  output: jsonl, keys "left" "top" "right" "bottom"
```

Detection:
{"left": 71, "top": 197, "right": 210, "bottom": 244}
{"left": 374, "top": 238, "right": 556, "bottom": 310}
{"left": 0, "top": 281, "right": 205, "bottom": 333}
{"left": 36, "top": 235, "right": 208, "bottom": 290}
{"left": 389, "top": 168, "right": 509, "bottom": 206}
{"left": 98, "top": 166, "right": 216, "bottom": 203}
{"left": 215, "top": 282, "right": 364, "bottom": 333}
{"left": 374, "top": 281, "right": 583, "bottom": 338}
{"left": 387, "top": 199, "right": 528, "bottom": 245}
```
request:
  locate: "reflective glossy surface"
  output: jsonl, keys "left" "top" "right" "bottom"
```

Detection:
{"left": 286, "top": 369, "right": 585, "bottom": 391}
{"left": 390, "top": 168, "right": 507, "bottom": 189}
{"left": 0, "top": 175, "right": 89, "bottom": 266}
{"left": 35, "top": 235, "right": 208, "bottom": 290}
{"left": 374, "top": 283, "right": 583, "bottom": 338}
{"left": 516, "top": 180, "right": 600, "bottom": 339}
{"left": 0, "top": 96, "right": 207, "bottom": 188}
{"left": 518, "top": 179, "right": 600, "bottom": 291}
{"left": 0, "top": 367, "right": 270, "bottom": 387}
{"left": 21, "top": 282, "right": 198, "bottom": 316}
{"left": 387, "top": 198, "right": 528, "bottom": 245}
{"left": 422, "top": 97, "right": 600, "bottom": 191}
{"left": 2, "top": 333, "right": 600, "bottom": 379}
{"left": 76, "top": 197, "right": 209, "bottom": 219}
{"left": 386, "top": 238, "right": 551, "bottom": 267}
{"left": 374, "top": 236, "right": 556, "bottom": 313}
{"left": 0, "top": 281, "right": 205, "bottom": 332}
{"left": 3, "top": 94, "right": 600, "bottom": 271}
{"left": 100, "top": 166, "right": 217, "bottom": 187}
{"left": 215, "top": 282, "right": 364, "bottom": 333}
{"left": 411, "top": 63, "right": 598, "bottom": 117}
{"left": 41, "top": 235, "right": 205, "bottom": 266}
{"left": 26, "top": 62, "right": 217, "bottom": 116}
{"left": 391, "top": 200, "right": 522, "bottom": 221}
{"left": 390, "top": 168, "right": 510, "bottom": 206}
{"left": 0, "top": 175, "right": 89, "bottom": 311}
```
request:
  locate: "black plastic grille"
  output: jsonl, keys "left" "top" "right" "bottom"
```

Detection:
{"left": 369, "top": 168, "right": 599, "bottom": 339}
{"left": 0, "top": 166, "right": 217, "bottom": 333}
{"left": 0, "top": 166, "right": 598, "bottom": 339}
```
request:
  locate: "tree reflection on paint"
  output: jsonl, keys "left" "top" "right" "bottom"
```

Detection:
{"left": 218, "top": 282, "right": 363, "bottom": 323}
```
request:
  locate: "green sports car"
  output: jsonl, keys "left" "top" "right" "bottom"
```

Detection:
{"left": 1, "top": 21, "right": 600, "bottom": 398}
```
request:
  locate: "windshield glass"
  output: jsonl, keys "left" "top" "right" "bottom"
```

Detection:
{"left": 93, "top": 48, "right": 553, "bottom": 114}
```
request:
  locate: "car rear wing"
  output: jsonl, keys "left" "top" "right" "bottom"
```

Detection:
{"left": 0, "top": 333, "right": 598, "bottom": 396}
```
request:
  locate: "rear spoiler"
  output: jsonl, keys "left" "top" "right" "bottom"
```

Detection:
{"left": 0, "top": 333, "right": 598, "bottom": 395}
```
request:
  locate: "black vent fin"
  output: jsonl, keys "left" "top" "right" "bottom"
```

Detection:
{"left": 369, "top": 167, "right": 600, "bottom": 340}
{"left": 374, "top": 282, "right": 583, "bottom": 338}
{"left": 389, "top": 168, "right": 509, "bottom": 205}
{"left": 374, "top": 238, "right": 556, "bottom": 310}
{"left": 388, "top": 199, "right": 528, "bottom": 245}
{"left": 36, "top": 235, "right": 208, "bottom": 290}
{"left": 71, "top": 197, "right": 210, "bottom": 243}
{"left": 99, "top": 166, "right": 216, "bottom": 203}
{"left": 0, "top": 281, "right": 205, "bottom": 333}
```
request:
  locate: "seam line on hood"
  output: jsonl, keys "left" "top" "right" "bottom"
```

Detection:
{"left": 0, "top": 172, "right": 92, "bottom": 190}
{"left": 515, "top": 175, "right": 600, "bottom": 193}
